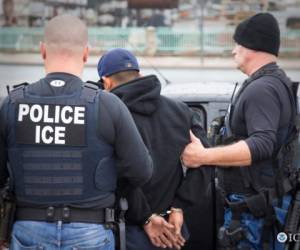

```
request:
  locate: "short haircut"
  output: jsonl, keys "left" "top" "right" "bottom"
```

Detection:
{"left": 44, "top": 14, "right": 88, "bottom": 54}
{"left": 110, "top": 70, "right": 139, "bottom": 85}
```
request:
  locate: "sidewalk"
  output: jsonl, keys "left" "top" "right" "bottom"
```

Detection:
{"left": 0, "top": 53, "right": 300, "bottom": 70}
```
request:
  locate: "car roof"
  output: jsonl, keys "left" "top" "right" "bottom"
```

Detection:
{"left": 161, "top": 82, "right": 239, "bottom": 103}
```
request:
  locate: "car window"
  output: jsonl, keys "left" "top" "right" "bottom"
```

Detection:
{"left": 186, "top": 103, "right": 207, "bottom": 131}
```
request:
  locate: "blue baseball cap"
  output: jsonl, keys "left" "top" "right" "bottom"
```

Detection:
{"left": 97, "top": 48, "right": 140, "bottom": 80}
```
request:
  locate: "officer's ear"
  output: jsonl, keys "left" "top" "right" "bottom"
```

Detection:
{"left": 102, "top": 77, "right": 114, "bottom": 91}
{"left": 40, "top": 42, "right": 46, "bottom": 60}
{"left": 83, "top": 45, "right": 89, "bottom": 63}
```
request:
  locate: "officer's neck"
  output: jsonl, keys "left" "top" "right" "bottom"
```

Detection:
{"left": 44, "top": 57, "right": 84, "bottom": 78}
{"left": 247, "top": 54, "right": 277, "bottom": 76}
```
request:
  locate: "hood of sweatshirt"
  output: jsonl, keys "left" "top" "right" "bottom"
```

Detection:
{"left": 111, "top": 75, "right": 162, "bottom": 115}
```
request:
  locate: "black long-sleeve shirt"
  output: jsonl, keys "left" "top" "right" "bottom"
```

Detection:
{"left": 223, "top": 63, "right": 294, "bottom": 191}
{"left": 231, "top": 63, "right": 292, "bottom": 163}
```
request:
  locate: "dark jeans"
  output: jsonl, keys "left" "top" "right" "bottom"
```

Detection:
{"left": 10, "top": 220, "right": 114, "bottom": 250}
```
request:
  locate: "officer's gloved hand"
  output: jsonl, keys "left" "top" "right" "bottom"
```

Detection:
{"left": 143, "top": 214, "right": 176, "bottom": 249}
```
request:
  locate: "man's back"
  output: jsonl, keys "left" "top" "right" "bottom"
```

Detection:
{"left": 113, "top": 75, "right": 190, "bottom": 212}
{"left": 112, "top": 74, "right": 214, "bottom": 250}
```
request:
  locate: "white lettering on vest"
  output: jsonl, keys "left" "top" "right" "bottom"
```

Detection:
{"left": 30, "top": 104, "right": 43, "bottom": 123}
{"left": 41, "top": 125, "right": 53, "bottom": 144}
{"left": 18, "top": 104, "right": 86, "bottom": 125}
{"left": 35, "top": 125, "right": 66, "bottom": 144}
{"left": 18, "top": 104, "right": 85, "bottom": 145}
{"left": 74, "top": 107, "right": 85, "bottom": 124}
{"left": 54, "top": 105, "right": 60, "bottom": 124}
{"left": 43, "top": 105, "right": 54, "bottom": 123}
{"left": 18, "top": 104, "right": 30, "bottom": 121}
{"left": 35, "top": 125, "right": 41, "bottom": 143}
{"left": 61, "top": 106, "right": 73, "bottom": 124}
{"left": 55, "top": 126, "right": 66, "bottom": 144}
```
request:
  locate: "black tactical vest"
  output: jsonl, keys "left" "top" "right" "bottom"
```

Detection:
{"left": 5, "top": 83, "right": 117, "bottom": 206}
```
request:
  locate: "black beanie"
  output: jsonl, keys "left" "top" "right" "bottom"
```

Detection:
{"left": 233, "top": 13, "right": 280, "bottom": 56}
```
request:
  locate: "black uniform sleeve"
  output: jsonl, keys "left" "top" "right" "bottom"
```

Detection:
{"left": 0, "top": 98, "right": 9, "bottom": 189}
{"left": 243, "top": 79, "right": 280, "bottom": 162}
{"left": 98, "top": 91, "right": 153, "bottom": 187}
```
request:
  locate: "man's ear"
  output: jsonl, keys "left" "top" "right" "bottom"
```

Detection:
{"left": 102, "top": 76, "right": 114, "bottom": 91}
{"left": 40, "top": 42, "right": 46, "bottom": 60}
{"left": 83, "top": 45, "right": 89, "bottom": 63}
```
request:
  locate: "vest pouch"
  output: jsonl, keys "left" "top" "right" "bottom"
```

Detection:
{"left": 95, "top": 157, "right": 117, "bottom": 192}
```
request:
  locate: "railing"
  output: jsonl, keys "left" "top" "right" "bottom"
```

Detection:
{"left": 0, "top": 27, "right": 299, "bottom": 56}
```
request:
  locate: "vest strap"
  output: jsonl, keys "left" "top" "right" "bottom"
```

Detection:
{"left": 9, "top": 86, "right": 26, "bottom": 103}
{"left": 81, "top": 84, "right": 99, "bottom": 103}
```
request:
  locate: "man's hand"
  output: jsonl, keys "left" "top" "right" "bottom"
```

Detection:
{"left": 143, "top": 214, "right": 176, "bottom": 248}
{"left": 181, "top": 130, "right": 205, "bottom": 167}
{"left": 168, "top": 208, "right": 185, "bottom": 250}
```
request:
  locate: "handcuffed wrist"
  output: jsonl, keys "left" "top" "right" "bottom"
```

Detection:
{"left": 144, "top": 213, "right": 159, "bottom": 225}
{"left": 171, "top": 207, "right": 183, "bottom": 213}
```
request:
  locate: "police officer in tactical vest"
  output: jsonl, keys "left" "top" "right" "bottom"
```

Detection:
{"left": 182, "top": 13, "right": 299, "bottom": 249}
{"left": 0, "top": 15, "right": 153, "bottom": 250}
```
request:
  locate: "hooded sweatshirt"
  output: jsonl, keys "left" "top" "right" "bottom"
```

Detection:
{"left": 112, "top": 75, "right": 211, "bottom": 225}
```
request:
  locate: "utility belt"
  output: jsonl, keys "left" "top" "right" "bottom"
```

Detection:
{"left": 15, "top": 206, "right": 114, "bottom": 224}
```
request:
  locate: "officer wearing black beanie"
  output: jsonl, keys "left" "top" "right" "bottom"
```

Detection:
{"left": 233, "top": 12, "right": 280, "bottom": 56}
{"left": 182, "top": 12, "right": 298, "bottom": 250}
